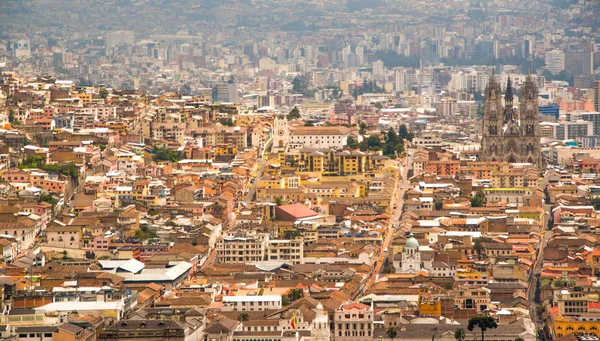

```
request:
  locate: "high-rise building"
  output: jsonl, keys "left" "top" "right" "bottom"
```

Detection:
{"left": 480, "top": 73, "right": 542, "bottom": 168}
{"left": 394, "top": 68, "right": 407, "bottom": 92}
{"left": 545, "top": 50, "right": 564, "bottom": 75}
{"left": 555, "top": 121, "right": 593, "bottom": 140}
{"left": 594, "top": 80, "right": 600, "bottom": 113}
{"left": 372, "top": 60, "right": 385, "bottom": 80}
{"left": 216, "top": 83, "right": 239, "bottom": 103}
{"left": 565, "top": 51, "right": 593, "bottom": 76}
{"left": 9, "top": 39, "right": 31, "bottom": 58}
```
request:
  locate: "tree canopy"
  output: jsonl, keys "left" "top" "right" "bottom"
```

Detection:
{"left": 470, "top": 190, "right": 486, "bottom": 208}
{"left": 467, "top": 316, "right": 498, "bottom": 341}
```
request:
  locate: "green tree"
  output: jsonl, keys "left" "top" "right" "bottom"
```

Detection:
{"left": 347, "top": 136, "right": 358, "bottom": 149}
{"left": 467, "top": 316, "right": 498, "bottom": 341}
{"left": 274, "top": 197, "right": 283, "bottom": 206}
{"left": 8, "top": 109, "right": 15, "bottom": 124}
{"left": 398, "top": 124, "right": 413, "bottom": 142}
{"left": 288, "top": 107, "right": 301, "bottom": 119}
{"left": 514, "top": 337, "right": 524, "bottom": 341}
{"left": 470, "top": 190, "right": 486, "bottom": 208}
{"left": 366, "top": 135, "right": 382, "bottom": 150}
{"left": 382, "top": 266, "right": 395, "bottom": 274}
{"left": 386, "top": 327, "right": 398, "bottom": 341}
{"left": 154, "top": 146, "right": 183, "bottom": 162}
{"left": 218, "top": 118, "right": 234, "bottom": 126}
{"left": 238, "top": 313, "right": 249, "bottom": 321}
{"left": 292, "top": 76, "right": 308, "bottom": 95}
{"left": 454, "top": 328, "right": 466, "bottom": 341}
{"left": 359, "top": 122, "right": 368, "bottom": 135}
{"left": 287, "top": 288, "right": 304, "bottom": 302}
{"left": 99, "top": 88, "right": 109, "bottom": 99}
{"left": 304, "top": 120, "right": 315, "bottom": 127}
{"left": 282, "top": 294, "right": 290, "bottom": 306}
{"left": 473, "top": 240, "right": 485, "bottom": 259}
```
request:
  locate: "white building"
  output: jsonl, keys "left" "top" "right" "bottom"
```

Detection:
{"left": 10, "top": 39, "right": 31, "bottom": 58}
{"left": 545, "top": 50, "right": 565, "bottom": 75}
{"left": 288, "top": 126, "right": 358, "bottom": 149}
{"left": 401, "top": 234, "right": 422, "bottom": 273}
{"left": 222, "top": 295, "right": 282, "bottom": 312}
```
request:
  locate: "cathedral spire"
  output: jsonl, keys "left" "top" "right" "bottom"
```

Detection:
{"left": 505, "top": 76, "right": 513, "bottom": 106}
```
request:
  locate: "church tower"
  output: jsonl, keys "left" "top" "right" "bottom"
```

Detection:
{"left": 480, "top": 71, "right": 542, "bottom": 168}
{"left": 273, "top": 116, "right": 289, "bottom": 150}
{"left": 519, "top": 73, "right": 543, "bottom": 168}
{"left": 480, "top": 71, "right": 504, "bottom": 162}
{"left": 310, "top": 302, "right": 331, "bottom": 341}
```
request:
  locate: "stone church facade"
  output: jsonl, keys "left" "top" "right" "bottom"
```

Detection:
{"left": 480, "top": 72, "right": 542, "bottom": 169}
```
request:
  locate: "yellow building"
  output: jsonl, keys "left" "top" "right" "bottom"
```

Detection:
{"left": 553, "top": 315, "right": 600, "bottom": 338}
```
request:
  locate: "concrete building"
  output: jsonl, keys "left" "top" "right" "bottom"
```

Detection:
{"left": 216, "top": 83, "right": 239, "bottom": 103}
{"left": 9, "top": 39, "right": 31, "bottom": 58}
{"left": 545, "top": 50, "right": 565, "bottom": 75}
{"left": 564, "top": 51, "right": 593, "bottom": 76}
{"left": 555, "top": 121, "right": 593, "bottom": 140}
{"left": 215, "top": 233, "right": 268, "bottom": 264}
{"left": 595, "top": 80, "right": 600, "bottom": 113}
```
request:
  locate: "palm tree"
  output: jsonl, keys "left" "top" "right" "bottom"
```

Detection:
{"left": 238, "top": 313, "right": 249, "bottom": 321}
{"left": 467, "top": 316, "right": 498, "bottom": 341}
{"left": 386, "top": 327, "right": 398, "bottom": 341}
{"left": 454, "top": 328, "right": 466, "bottom": 341}
{"left": 514, "top": 337, "right": 525, "bottom": 341}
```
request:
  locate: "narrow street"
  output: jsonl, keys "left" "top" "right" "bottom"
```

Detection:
{"left": 528, "top": 173, "right": 553, "bottom": 341}
{"left": 363, "top": 150, "right": 413, "bottom": 292}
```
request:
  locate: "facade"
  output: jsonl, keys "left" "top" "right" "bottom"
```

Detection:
{"left": 98, "top": 320, "right": 184, "bottom": 341}
{"left": 334, "top": 303, "right": 373, "bottom": 341}
{"left": 288, "top": 126, "right": 357, "bottom": 149}
{"left": 480, "top": 73, "right": 542, "bottom": 168}
{"left": 401, "top": 234, "right": 422, "bottom": 273}
{"left": 215, "top": 233, "right": 268, "bottom": 263}
{"left": 217, "top": 83, "right": 239, "bottom": 103}
{"left": 555, "top": 121, "right": 593, "bottom": 141}
{"left": 595, "top": 80, "right": 600, "bottom": 113}
{"left": 221, "top": 295, "right": 282, "bottom": 312}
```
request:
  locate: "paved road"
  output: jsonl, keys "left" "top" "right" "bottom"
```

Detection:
{"left": 528, "top": 174, "right": 553, "bottom": 341}
{"left": 363, "top": 150, "right": 413, "bottom": 292}
{"left": 243, "top": 158, "right": 267, "bottom": 205}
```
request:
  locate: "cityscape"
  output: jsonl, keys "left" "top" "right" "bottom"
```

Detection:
{"left": 0, "top": 0, "right": 600, "bottom": 341}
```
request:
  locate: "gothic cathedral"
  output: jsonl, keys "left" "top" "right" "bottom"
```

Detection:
{"left": 480, "top": 72, "right": 542, "bottom": 169}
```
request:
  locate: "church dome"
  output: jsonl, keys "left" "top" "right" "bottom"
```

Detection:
{"left": 405, "top": 234, "right": 419, "bottom": 249}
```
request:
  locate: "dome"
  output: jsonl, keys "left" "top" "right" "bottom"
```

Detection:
{"left": 316, "top": 302, "right": 323, "bottom": 310}
{"left": 405, "top": 234, "right": 419, "bottom": 249}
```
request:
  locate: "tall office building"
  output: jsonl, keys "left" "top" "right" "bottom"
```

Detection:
{"left": 216, "top": 83, "right": 239, "bottom": 103}
{"left": 595, "top": 80, "right": 600, "bottom": 113}
{"left": 564, "top": 51, "right": 593, "bottom": 76}
{"left": 372, "top": 60, "right": 385, "bottom": 80}
{"left": 545, "top": 50, "right": 564, "bottom": 75}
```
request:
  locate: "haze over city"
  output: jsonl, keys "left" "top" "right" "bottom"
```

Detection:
{"left": 0, "top": 1, "right": 599, "bottom": 341}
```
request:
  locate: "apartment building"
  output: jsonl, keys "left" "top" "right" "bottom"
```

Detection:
{"left": 216, "top": 233, "right": 305, "bottom": 264}
{"left": 215, "top": 233, "right": 269, "bottom": 264}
